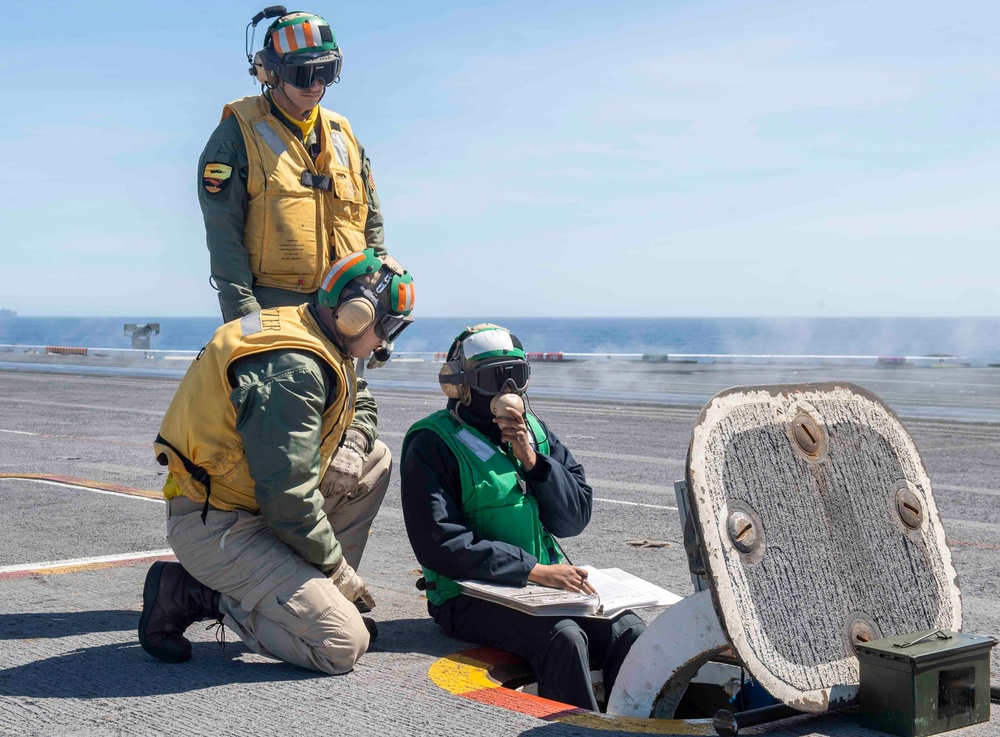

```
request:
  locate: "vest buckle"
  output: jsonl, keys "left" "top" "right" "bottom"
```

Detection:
{"left": 300, "top": 170, "right": 332, "bottom": 191}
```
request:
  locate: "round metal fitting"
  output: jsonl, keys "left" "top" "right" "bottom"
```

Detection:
{"left": 727, "top": 511, "right": 758, "bottom": 554}
{"left": 791, "top": 413, "right": 822, "bottom": 456}
{"left": 849, "top": 620, "right": 876, "bottom": 647}
{"left": 895, "top": 485, "right": 924, "bottom": 530}
{"left": 723, "top": 500, "right": 765, "bottom": 564}
{"left": 785, "top": 408, "right": 829, "bottom": 464}
{"left": 844, "top": 612, "right": 882, "bottom": 656}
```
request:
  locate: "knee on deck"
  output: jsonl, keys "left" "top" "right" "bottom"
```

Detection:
{"left": 307, "top": 607, "right": 370, "bottom": 675}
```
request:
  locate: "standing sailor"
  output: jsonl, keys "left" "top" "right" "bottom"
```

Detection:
{"left": 200, "top": 8, "right": 385, "bottom": 322}
{"left": 199, "top": 7, "right": 392, "bottom": 502}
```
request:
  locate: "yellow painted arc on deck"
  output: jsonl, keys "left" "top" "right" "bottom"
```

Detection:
{"left": 427, "top": 653, "right": 500, "bottom": 693}
{"left": 0, "top": 473, "right": 162, "bottom": 499}
{"left": 427, "top": 650, "right": 716, "bottom": 735}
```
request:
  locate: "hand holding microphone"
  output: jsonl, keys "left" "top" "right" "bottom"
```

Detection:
{"left": 491, "top": 393, "right": 536, "bottom": 472}
{"left": 490, "top": 392, "right": 524, "bottom": 418}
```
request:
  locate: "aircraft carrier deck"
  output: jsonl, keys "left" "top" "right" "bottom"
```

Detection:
{"left": 1, "top": 357, "right": 998, "bottom": 736}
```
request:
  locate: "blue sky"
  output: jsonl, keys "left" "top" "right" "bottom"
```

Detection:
{"left": 0, "top": 0, "right": 997, "bottom": 317}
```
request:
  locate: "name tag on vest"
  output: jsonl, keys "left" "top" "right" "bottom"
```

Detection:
{"left": 455, "top": 428, "right": 496, "bottom": 462}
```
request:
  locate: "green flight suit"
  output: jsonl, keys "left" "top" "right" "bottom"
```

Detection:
{"left": 198, "top": 91, "right": 385, "bottom": 450}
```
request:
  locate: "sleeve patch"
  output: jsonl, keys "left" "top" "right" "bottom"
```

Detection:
{"left": 367, "top": 168, "right": 376, "bottom": 190}
{"left": 203, "top": 162, "right": 234, "bottom": 194}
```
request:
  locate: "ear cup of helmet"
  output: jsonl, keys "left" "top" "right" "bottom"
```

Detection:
{"left": 438, "top": 360, "right": 464, "bottom": 399}
{"left": 252, "top": 50, "right": 278, "bottom": 86}
{"left": 333, "top": 297, "right": 376, "bottom": 338}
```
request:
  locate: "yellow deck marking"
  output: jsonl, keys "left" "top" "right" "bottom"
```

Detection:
{"left": 0, "top": 549, "right": 175, "bottom": 580}
{"left": 427, "top": 648, "right": 716, "bottom": 735}
{"left": 427, "top": 653, "right": 500, "bottom": 693}
{"left": 0, "top": 473, "right": 162, "bottom": 500}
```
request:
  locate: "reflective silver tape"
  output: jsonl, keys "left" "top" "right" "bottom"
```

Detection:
{"left": 254, "top": 121, "right": 288, "bottom": 156}
{"left": 330, "top": 130, "right": 349, "bottom": 168}
{"left": 240, "top": 312, "right": 263, "bottom": 337}
{"left": 455, "top": 428, "right": 496, "bottom": 462}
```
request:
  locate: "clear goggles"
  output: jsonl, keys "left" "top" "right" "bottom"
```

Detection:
{"left": 468, "top": 360, "right": 531, "bottom": 395}
{"left": 274, "top": 54, "right": 342, "bottom": 89}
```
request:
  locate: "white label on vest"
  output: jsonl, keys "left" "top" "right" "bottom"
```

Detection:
{"left": 240, "top": 312, "right": 263, "bottom": 337}
{"left": 330, "top": 130, "right": 349, "bottom": 168}
{"left": 455, "top": 428, "right": 496, "bottom": 462}
{"left": 255, "top": 121, "right": 287, "bottom": 157}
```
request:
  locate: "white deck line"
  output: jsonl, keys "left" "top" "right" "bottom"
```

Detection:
{"left": 595, "top": 497, "right": 677, "bottom": 511}
{"left": 0, "top": 549, "right": 174, "bottom": 574}
{"left": 0, "top": 478, "right": 171, "bottom": 576}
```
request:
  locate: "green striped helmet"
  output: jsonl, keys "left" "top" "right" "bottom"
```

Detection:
{"left": 266, "top": 12, "right": 338, "bottom": 57}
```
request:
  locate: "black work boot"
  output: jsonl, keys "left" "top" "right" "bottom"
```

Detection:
{"left": 362, "top": 616, "right": 379, "bottom": 643}
{"left": 352, "top": 597, "right": 378, "bottom": 642}
{"left": 138, "top": 561, "right": 222, "bottom": 663}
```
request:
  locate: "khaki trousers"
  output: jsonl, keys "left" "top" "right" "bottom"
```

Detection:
{"left": 166, "top": 440, "right": 392, "bottom": 675}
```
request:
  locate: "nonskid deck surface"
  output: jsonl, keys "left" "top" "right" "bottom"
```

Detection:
{"left": 1, "top": 367, "right": 998, "bottom": 736}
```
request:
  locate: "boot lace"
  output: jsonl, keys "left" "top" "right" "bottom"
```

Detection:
{"left": 205, "top": 619, "right": 227, "bottom": 650}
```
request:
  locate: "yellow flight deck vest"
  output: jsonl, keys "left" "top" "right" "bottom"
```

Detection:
{"left": 154, "top": 305, "right": 356, "bottom": 512}
{"left": 222, "top": 95, "right": 369, "bottom": 293}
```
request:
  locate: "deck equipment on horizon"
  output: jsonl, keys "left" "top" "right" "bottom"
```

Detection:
{"left": 123, "top": 323, "right": 160, "bottom": 350}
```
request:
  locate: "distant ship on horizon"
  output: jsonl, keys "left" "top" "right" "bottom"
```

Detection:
{"left": 0, "top": 309, "right": 17, "bottom": 317}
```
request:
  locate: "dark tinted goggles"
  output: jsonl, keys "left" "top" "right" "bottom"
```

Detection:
{"left": 274, "top": 56, "right": 342, "bottom": 88}
{"left": 469, "top": 361, "right": 531, "bottom": 395}
{"left": 375, "top": 312, "right": 413, "bottom": 343}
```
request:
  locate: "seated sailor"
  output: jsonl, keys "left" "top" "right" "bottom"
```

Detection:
{"left": 400, "top": 324, "right": 646, "bottom": 711}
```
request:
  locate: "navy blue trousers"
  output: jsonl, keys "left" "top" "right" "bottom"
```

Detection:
{"left": 430, "top": 595, "right": 646, "bottom": 711}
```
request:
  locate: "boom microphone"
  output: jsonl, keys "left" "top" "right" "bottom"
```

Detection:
{"left": 246, "top": 6, "right": 288, "bottom": 67}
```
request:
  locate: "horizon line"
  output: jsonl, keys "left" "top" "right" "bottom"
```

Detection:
{"left": 3, "top": 314, "right": 1000, "bottom": 321}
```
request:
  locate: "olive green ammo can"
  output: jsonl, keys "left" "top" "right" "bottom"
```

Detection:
{"left": 857, "top": 629, "right": 995, "bottom": 737}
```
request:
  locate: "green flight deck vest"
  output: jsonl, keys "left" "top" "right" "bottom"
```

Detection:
{"left": 403, "top": 409, "right": 561, "bottom": 605}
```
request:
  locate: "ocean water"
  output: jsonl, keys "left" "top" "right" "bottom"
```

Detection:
{"left": 1, "top": 315, "right": 998, "bottom": 362}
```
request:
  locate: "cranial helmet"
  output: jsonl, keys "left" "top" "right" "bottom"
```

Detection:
{"left": 438, "top": 324, "right": 531, "bottom": 405}
{"left": 251, "top": 11, "right": 343, "bottom": 89}
{"left": 318, "top": 249, "right": 415, "bottom": 345}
